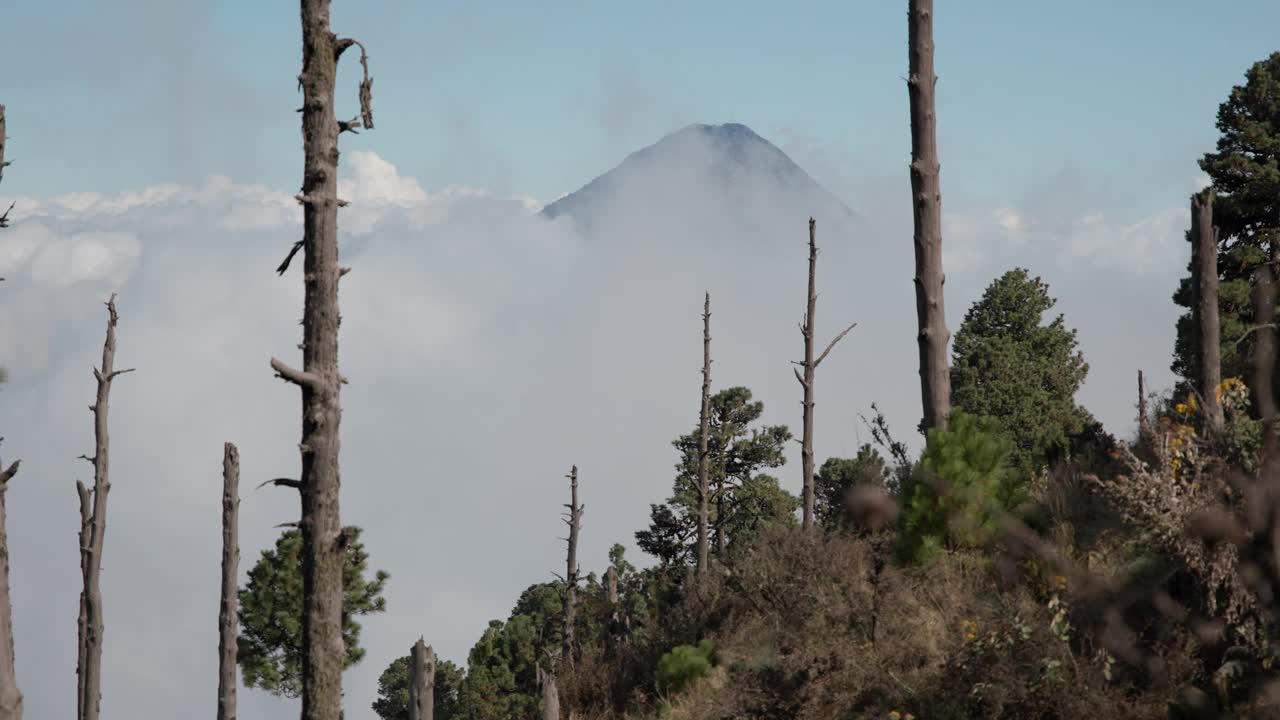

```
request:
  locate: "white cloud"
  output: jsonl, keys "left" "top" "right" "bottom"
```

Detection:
{"left": 1058, "top": 206, "right": 1186, "bottom": 275}
{"left": 0, "top": 148, "right": 1195, "bottom": 720}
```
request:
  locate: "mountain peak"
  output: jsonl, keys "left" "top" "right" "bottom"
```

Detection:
{"left": 541, "top": 123, "right": 854, "bottom": 233}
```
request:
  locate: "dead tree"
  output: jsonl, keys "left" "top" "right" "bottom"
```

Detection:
{"left": 604, "top": 565, "right": 627, "bottom": 656}
{"left": 218, "top": 443, "right": 240, "bottom": 720}
{"left": 696, "top": 293, "right": 712, "bottom": 573}
{"left": 907, "top": 0, "right": 951, "bottom": 432}
{"left": 0, "top": 442, "right": 20, "bottom": 720}
{"left": 1250, "top": 257, "right": 1278, "bottom": 428}
{"left": 408, "top": 637, "right": 434, "bottom": 720}
{"left": 1137, "top": 370, "right": 1149, "bottom": 439}
{"left": 0, "top": 101, "right": 20, "bottom": 720}
{"left": 1191, "top": 189, "right": 1225, "bottom": 433}
{"left": 0, "top": 105, "right": 12, "bottom": 230}
{"left": 267, "top": 4, "right": 374, "bottom": 719}
{"left": 561, "top": 466, "right": 582, "bottom": 664}
{"left": 794, "top": 218, "right": 856, "bottom": 530}
{"left": 76, "top": 295, "right": 133, "bottom": 720}
{"left": 537, "top": 663, "right": 561, "bottom": 720}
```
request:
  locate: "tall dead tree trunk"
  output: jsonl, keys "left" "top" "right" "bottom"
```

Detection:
{"left": 408, "top": 638, "right": 434, "bottom": 720}
{"left": 561, "top": 466, "right": 581, "bottom": 665}
{"left": 76, "top": 295, "right": 132, "bottom": 720}
{"left": 696, "top": 293, "right": 712, "bottom": 573}
{"left": 217, "top": 443, "right": 240, "bottom": 720}
{"left": 269, "top": 4, "right": 373, "bottom": 720}
{"left": 1251, "top": 258, "right": 1278, "bottom": 424}
{"left": 1251, "top": 256, "right": 1279, "bottom": 478}
{"left": 0, "top": 101, "right": 21, "bottom": 720}
{"left": 1192, "top": 189, "right": 1225, "bottom": 433}
{"left": 795, "top": 218, "right": 855, "bottom": 530}
{"left": 907, "top": 0, "right": 951, "bottom": 432}
{"left": 1137, "top": 370, "right": 1150, "bottom": 440}
{"left": 0, "top": 104, "right": 12, "bottom": 229}
{"left": 537, "top": 664, "right": 561, "bottom": 720}
{"left": 0, "top": 443, "right": 21, "bottom": 720}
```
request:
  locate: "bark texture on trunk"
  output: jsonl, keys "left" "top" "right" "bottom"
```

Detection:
{"left": 76, "top": 295, "right": 132, "bottom": 720}
{"left": 795, "top": 218, "right": 855, "bottom": 530}
{"left": 0, "top": 104, "right": 11, "bottom": 228}
{"left": 271, "top": 4, "right": 373, "bottom": 719}
{"left": 537, "top": 665, "right": 560, "bottom": 720}
{"left": 1191, "top": 189, "right": 1225, "bottom": 433}
{"left": 696, "top": 293, "right": 712, "bottom": 573}
{"left": 561, "top": 466, "right": 581, "bottom": 664}
{"left": 0, "top": 100, "right": 20, "bottom": 720}
{"left": 907, "top": 0, "right": 951, "bottom": 432}
{"left": 217, "top": 443, "right": 240, "bottom": 720}
{"left": 408, "top": 638, "right": 434, "bottom": 720}
{"left": 1137, "top": 370, "right": 1149, "bottom": 440}
{"left": 1251, "top": 258, "right": 1278, "bottom": 424}
{"left": 0, "top": 446, "right": 21, "bottom": 720}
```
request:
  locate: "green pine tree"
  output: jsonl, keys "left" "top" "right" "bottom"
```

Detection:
{"left": 237, "top": 526, "right": 389, "bottom": 698}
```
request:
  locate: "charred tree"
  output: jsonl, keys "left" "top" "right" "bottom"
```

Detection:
{"left": 561, "top": 466, "right": 582, "bottom": 665}
{"left": 1191, "top": 189, "right": 1225, "bottom": 433}
{"left": 0, "top": 442, "right": 20, "bottom": 720}
{"left": 696, "top": 293, "right": 712, "bottom": 573}
{"left": 268, "top": 3, "right": 374, "bottom": 720}
{"left": 408, "top": 638, "right": 434, "bottom": 720}
{"left": 794, "top": 218, "right": 855, "bottom": 530}
{"left": 907, "top": 0, "right": 951, "bottom": 432}
{"left": 76, "top": 295, "right": 133, "bottom": 720}
{"left": 218, "top": 443, "right": 240, "bottom": 720}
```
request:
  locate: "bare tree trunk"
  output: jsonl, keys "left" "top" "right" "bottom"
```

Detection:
{"left": 0, "top": 104, "right": 12, "bottom": 229}
{"left": 217, "top": 444, "right": 240, "bottom": 720}
{"left": 561, "top": 466, "right": 581, "bottom": 665}
{"left": 0, "top": 445, "right": 21, "bottom": 720}
{"left": 408, "top": 638, "right": 434, "bottom": 720}
{"left": 907, "top": 0, "right": 951, "bottom": 432}
{"left": 1252, "top": 257, "right": 1279, "bottom": 479}
{"left": 1137, "top": 370, "right": 1148, "bottom": 439}
{"left": 604, "top": 566, "right": 621, "bottom": 648}
{"left": 75, "top": 490, "right": 88, "bottom": 720}
{"left": 269, "top": 5, "right": 373, "bottom": 720}
{"left": 697, "top": 293, "right": 712, "bottom": 572}
{"left": 76, "top": 295, "right": 132, "bottom": 720}
{"left": 537, "top": 665, "right": 560, "bottom": 720}
{"left": 1251, "top": 258, "right": 1278, "bottom": 424}
{"left": 1192, "top": 189, "right": 1225, "bottom": 433}
{"left": 796, "top": 218, "right": 855, "bottom": 530}
{"left": 0, "top": 101, "right": 20, "bottom": 720}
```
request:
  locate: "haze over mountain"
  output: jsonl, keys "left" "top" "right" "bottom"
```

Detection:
{"left": 542, "top": 123, "right": 857, "bottom": 242}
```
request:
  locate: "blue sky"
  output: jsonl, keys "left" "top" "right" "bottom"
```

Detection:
{"left": 4, "top": 0, "right": 1277, "bottom": 216}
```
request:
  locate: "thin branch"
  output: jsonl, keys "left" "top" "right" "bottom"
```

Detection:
{"left": 814, "top": 322, "right": 857, "bottom": 368}
{"left": 256, "top": 478, "right": 302, "bottom": 491}
{"left": 0, "top": 460, "right": 18, "bottom": 486}
{"left": 276, "top": 240, "right": 305, "bottom": 276}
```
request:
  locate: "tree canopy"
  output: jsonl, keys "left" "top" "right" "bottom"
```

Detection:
{"left": 1173, "top": 51, "right": 1280, "bottom": 397}
{"left": 814, "top": 444, "right": 890, "bottom": 531}
{"left": 237, "top": 526, "right": 389, "bottom": 698}
{"left": 372, "top": 654, "right": 465, "bottom": 720}
{"left": 950, "top": 268, "right": 1090, "bottom": 471}
{"left": 636, "top": 386, "right": 796, "bottom": 566}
